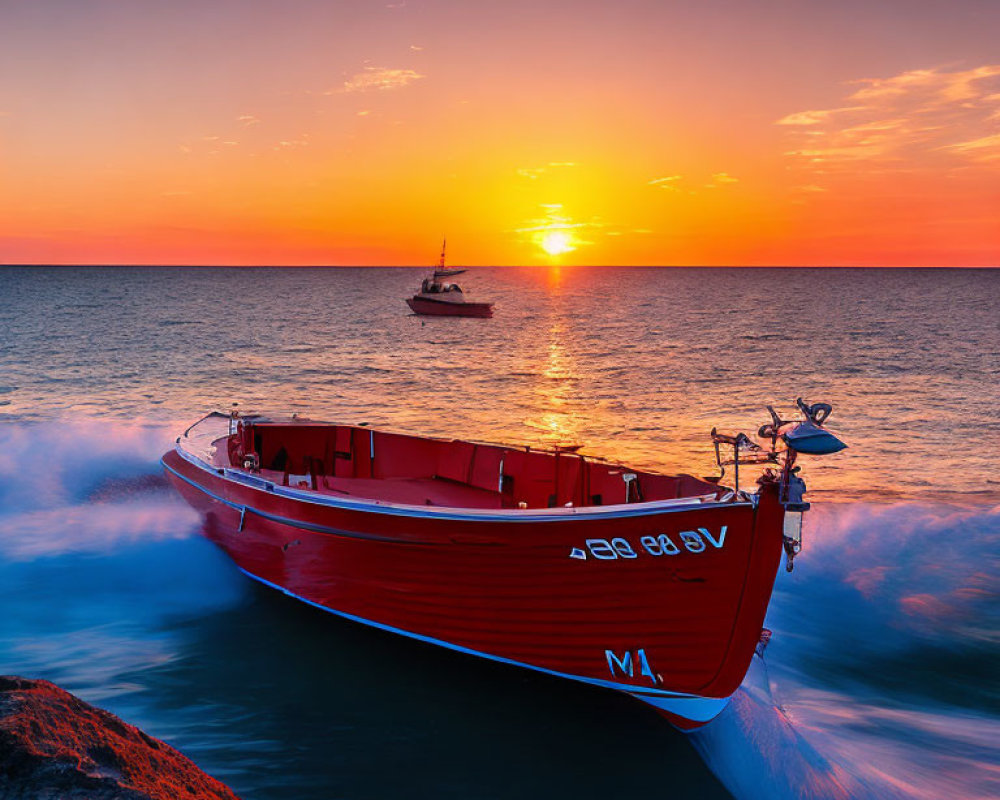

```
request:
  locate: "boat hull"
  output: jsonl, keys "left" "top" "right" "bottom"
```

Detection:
{"left": 407, "top": 296, "right": 493, "bottom": 318}
{"left": 162, "top": 448, "right": 785, "bottom": 728}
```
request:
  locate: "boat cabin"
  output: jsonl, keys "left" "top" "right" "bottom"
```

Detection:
{"left": 420, "top": 278, "right": 462, "bottom": 295}
{"left": 220, "top": 420, "right": 723, "bottom": 510}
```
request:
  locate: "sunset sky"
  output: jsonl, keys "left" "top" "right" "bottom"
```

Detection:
{"left": 1, "top": 0, "right": 997, "bottom": 266}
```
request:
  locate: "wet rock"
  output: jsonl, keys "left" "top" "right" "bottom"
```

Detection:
{"left": 0, "top": 676, "right": 239, "bottom": 799}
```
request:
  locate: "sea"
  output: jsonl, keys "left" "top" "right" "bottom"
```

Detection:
{"left": 0, "top": 265, "right": 997, "bottom": 799}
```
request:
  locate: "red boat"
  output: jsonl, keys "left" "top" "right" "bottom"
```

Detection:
{"left": 162, "top": 400, "right": 844, "bottom": 729}
{"left": 406, "top": 240, "right": 493, "bottom": 317}
{"left": 406, "top": 278, "right": 493, "bottom": 318}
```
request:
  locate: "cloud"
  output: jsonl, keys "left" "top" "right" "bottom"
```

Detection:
{"left": 943, "top": 133, "right": 1000, "bottom": 161}
{"left": 516, "top": 162, "right": 577, "bottom": 180}
{"left": 342, "top": 67, "right": 425, "bottom": 93}
{"left": 237, "top": 114, "right": 261, "bottom": 127}
{"left": 648, "top": 173, "right": 738, "bottom": 192}
{"left": 275, "top": 135, "right": 310, "bottom": 150}
{"left": 707, "top": 172, "right": 739, "bottom": 187}
{"left": 777, "top": 108, "right": 863, "bottom": 126}
{"left": 648, "top": 175, "right": 683, "bottom": 190}
{"left": 778, "top": 64, "right": 1000, "bottom": 170}
{"left": 849, "top": 64, "right": 1000, "bottom": 104}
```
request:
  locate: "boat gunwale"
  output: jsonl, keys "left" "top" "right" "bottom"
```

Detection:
{"left": 170, "top": 444, "right": 755, "bottom": 522}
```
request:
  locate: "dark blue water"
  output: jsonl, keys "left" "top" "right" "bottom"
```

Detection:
{"left": 1, "top": 266, "right": 997, "bottom": 799}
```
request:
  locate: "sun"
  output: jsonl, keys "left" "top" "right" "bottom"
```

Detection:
{"left": 540, "top": 230, "right": 575, "bottom": 256}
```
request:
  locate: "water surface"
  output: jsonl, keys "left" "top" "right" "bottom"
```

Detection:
{"left": 0, "top": 266, "right": 997, "bottom": 799}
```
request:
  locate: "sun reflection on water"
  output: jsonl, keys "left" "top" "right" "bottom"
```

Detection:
{"left": 534, "top": 319, "right": 584, "bottom": 447}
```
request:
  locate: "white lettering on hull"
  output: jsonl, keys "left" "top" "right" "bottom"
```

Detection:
{"left": 571, "top": 526, "right": 727, "bottom": 561}
{"left": 605, "top": 648, "right": 658, "bottom": 684}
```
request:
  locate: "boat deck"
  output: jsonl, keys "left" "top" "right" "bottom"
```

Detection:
{"left": 199, "top": 420, "right": 725, "bottom": 510}
{"left": 260, "top": 470, "right": 506, "bottom": 509}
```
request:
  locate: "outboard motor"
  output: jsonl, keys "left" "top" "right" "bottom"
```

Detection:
{"left": 713, "top": 398, "right": 847, "bottom": 571}
{"left": 776, "top": 399, "right": 846, "bottom": 570}
{"left": 782, "top": 470, "right": 809, "bottom": 512}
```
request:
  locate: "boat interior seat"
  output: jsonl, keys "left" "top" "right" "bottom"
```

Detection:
{"left": 233, "top": 425, "right": 726, "bottom": 510}
{"left": 316, "top": 475, "right": 505, "bottom": 509}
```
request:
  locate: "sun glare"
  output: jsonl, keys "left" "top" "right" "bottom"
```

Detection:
{"left": 540, "top": 231, "right": 575, "bottom": 256}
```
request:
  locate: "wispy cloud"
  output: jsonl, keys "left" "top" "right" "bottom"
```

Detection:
{"left": 648, "top": 173, "right": 738, "bottom": 192}
{"left": 237, "top": 114, "right": 261, "bottom": 127}
{"left": 275, "top": 135, "right": 310, "bottom": 150}
{"left": 707, "top": 172, "right": 739, "bottom": 187}
{"left": 341, "top": 67, "right": 425, "bottom": 93}
{"left": 648, "top": 175, "right": 683, "bottom": 190}
{"left": 942, "top": 133, "right": 1000, "bottom": 161}
{"left": 777, "top": 108, "right": 863, "bottom": 126}
{"left": 778, "top": 64, "right": 1000, "bottom": 169}
{"left": 516, "top": 162, "right": 577, "bottom": 180}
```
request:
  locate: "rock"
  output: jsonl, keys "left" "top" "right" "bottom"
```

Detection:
{"left": 0, "top": 676, "right": 239, "bottom": 800}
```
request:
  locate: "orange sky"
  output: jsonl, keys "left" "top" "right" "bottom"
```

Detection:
{"left": 0, "top": 0, "right": 997, "bottom": 266}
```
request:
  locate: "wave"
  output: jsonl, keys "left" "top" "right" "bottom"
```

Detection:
{"left": 0, "top": 422, "right": 245, "bottom": 701}
{"left": 693, "top": 502, "right": 1000, "bottom": 800}
{"left": 1, "top": 423, "right": 997, "bottom": 797}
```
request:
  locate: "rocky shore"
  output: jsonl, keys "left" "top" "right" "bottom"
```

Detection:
{"left": 0, "top": 676, "right": 239, "bottom": 799}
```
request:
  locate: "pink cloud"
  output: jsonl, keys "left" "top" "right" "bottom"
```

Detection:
{"left": 777, "top": 64, "right": 1000, "bottom": 170}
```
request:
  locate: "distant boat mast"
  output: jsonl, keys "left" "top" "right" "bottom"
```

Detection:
{"left": 433, "top": 237, "right": 466, "bottom": 278}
